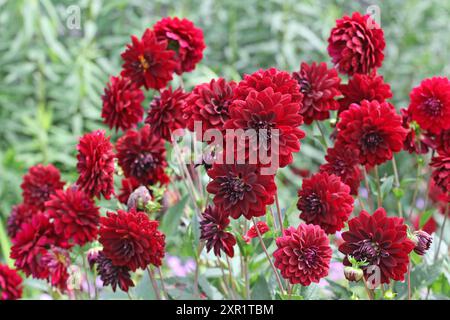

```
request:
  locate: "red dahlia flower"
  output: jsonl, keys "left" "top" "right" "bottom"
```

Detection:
{"left": 320, "top": 141, "right": 362, "bottom": 195}
{"left": 41, "top": 246, "right": 71, "bottom": 290}
{"left": 206, "top": 163, "right": 276, "bottom": 220}
{"left": 117, "top": 177, "right": 141, "bottom": 205}
{"left": 243, "top": 221, "right": 269, "bottom": 243}
{"left": 200, "top": 206, "right": 236, "bottom": 258}
{"left": 101, "top": 76, "right": 145, "bottom": 132}
{"left": 224, "top": 88, "right": 305, "bottom": 168}
{"left": 121, "top": 28, "right": 177, "bottom": 90}
{"left": 99, "top": 209, "right": 166, "bottom": 271}
{"left": 21, "top": 164, "right": 65, "bottom": 210}
{"left": 430, "top": 150, "right": 450, "bottom": 193}
{"left": 338, "top": 72, "right": 392, "bottom": 114}
{"left": 116, "top": 124, "right": 169, "bottom": 186}
{"left": 0, "top": 264, "right": 22, "bottom": 300}
{"left": 292, "top": 62, "right": 341, "bottom": 124}
{"left": 336, "top": 100, "right": 407, "bottom": 166}
{"left": 45, "top": 186, "right": 100, "bottom": 246}
{"left": 10, "top": 214, "right": 66, "bottom": 279}
{"left": 153, "top": 17, "right": 205, "bottom": 74}
{"left": 76, "top": 130, "right": 115, "bottom": 199}
{"left": 234, "top": 68, "right": 303, "bottom": 105}
{"left": 436, "top": 129, "right": 450, "bottom": 154}
{"left": 7, "top": 203, "right": 41, "bottom": 238}
{"left": 274, "top": 224, "right": 332, "bottom": 286}
{"left": 401, "top": 108, "right": 435, "bottom": 154}
{"left": 407, "top": 77, "right": 450, "bottom": 135}
{"left": 428, "top": 179, "right": 450, "bottom": 213}
{"left": 297, "top": 172, "right": 354, "bottom": 234}
{"left": 328, "top": 12, "right": 385, "bottom": 75}
{"left": 185, "top": 78, "right": 237, "bottom": 135}
{"left": 94, "top": 251, "right": 134, "bottom": 292}
{"left": 339, "top": 208, "right": 415, "bottom": 285}
{"left": 145, "top": 87, "right": 189, "bottom": 141}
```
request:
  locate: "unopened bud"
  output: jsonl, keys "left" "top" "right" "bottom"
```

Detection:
{"left": 127, "top": 186, "right": 152, "bottom": 211}
{"left": 344, "top": 266, "right": 364, "bottom": 282}
{"left": 412, "top": 230, "right": 432, "bottom": 256}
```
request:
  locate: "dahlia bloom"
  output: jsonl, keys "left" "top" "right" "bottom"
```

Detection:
{"left": 243, "top": 221, "right": 269, "bottom": 243}
{"left": 338, "top": 72, "right": 392, "bottom": 114}
{"left": 319, "top": 141, "right": 362, "bottom": 195}
{"left": 234, "top": 68, "right": 303, "bottom": 105}
{"left": 99, "top": 209, "right": 166, "bottom": 271}
{"left": 153, "top": 17, "right": 205, "bottom": 74}
{"left": 185, "top": 78, "right": 237, "bottom": 135}
{"left": 273, "top": 224, "right": 332, "bottom": 286}
{"left": 7, "top": 203, "right": 41, "bottom": 239}
{"left": 101, "top": 76, "right": 145, "bottom": 131}
{"left": 127, "top": 186, "right": 152, "bottom": 211}
{"left": 328, "top": 12, "right": 385, "bottom": 75}
{"left": 339, "top": 208, "right": 415, "bottom": 285}
{"left": 145, "top": 87, "right": 189, "bottom": 141}
{"left": 45, "top": 186, "right": 100, "bottom": 246}
{"left": 401, "top": 108, "right": 435, "bottom": 154}
{"left": 41, "top": 246, "right": 71, "bottom": 290}
{"left": 407, "top": 77, "right": 450, "bottom": 135}
{"left": 0, "top": 264, "right": 22, "bottom": 300}
{"left": 336, "top": 100, "right": 407, "bottom": 166}
{"left": 428, "top": 179, "right": 450, "bottom": 214}
{"left": 76, "top": 130, "right": 115, "bottom": 199}
{"left": 292, "top": 62, "right": 341, "bottom": 124}
{"left": 430, "top": 150, "right": 450, "bottom": 193}
{"left": 224, "top": 87, "right": 305, "bottom": 168}
{"left": 21, "top": 164, "right": 65, "bottom": 210}
{"left": 116, "top": 124, "right": 169, "bottom": 186}
{"left": 117, "top": 177, "right": 141, "bottom": 205}
{"left": 436, "top": 129, "right": 450, "bottom": 154}
{"left": 94, "top": 251, "right": 134, "bottom": 292}
{"left": 297, "top": 172, "right": 354, "bottom": 234}
{"left": 121, "top": 28, "right": 177, "bottom": 90}
{"left": 200, "top": 206, "right": 236, "bottom": 258}
{"left": 206, "top": 163, "right": 277, "bottom": 220}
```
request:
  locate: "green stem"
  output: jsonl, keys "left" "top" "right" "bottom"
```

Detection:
{"left": 362, "top": 166, "right": 374, "bottom": 212}
{"left": 315, "top": 121, "right": 329, "bottom": 150}
{"left": 434, "top": 203, "right": 449, "bottom": 262}
{"left": 374, "top": 166, "right": 382, "bottom": 208}
{"left": 391, "top": 155, "right": 403, "bottom": 218}
{"left": 147, "top": 266, "right": 161, "bottom": 300}
{"left": 0, "top": 216, "right": 12, "bottom": 267}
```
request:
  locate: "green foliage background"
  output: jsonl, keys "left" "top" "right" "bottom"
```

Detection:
{"left": 0, "top": 0, "right": 449, "bottom": 299}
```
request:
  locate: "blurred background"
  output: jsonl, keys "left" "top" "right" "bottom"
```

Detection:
{"left": 0, "top": 0, "right": 450, "bottom": 298}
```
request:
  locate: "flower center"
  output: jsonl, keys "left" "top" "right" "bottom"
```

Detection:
{"left": 303, "top": 192, "right": 324, "bottom": 216}
{"left": 332, "top": 159, "right": 347, "bottom": 176}
{"left": 119, "top": 239, "right": 135, "bottom": 257}
{"left": 138, "top": 54, "right": 150, "bottom": 70}
{"left": 294, "top": 247, "right": 318, "bottom": 268}
{"left": 297, "top": 77, "right": 312, "bottom": 94}
{"left": 361, "top": 131, "right": 383, "bottom": 152}
{"left": 130, "top": 153, "right": 156, "bottom": 179}
{"left": 247, "top": 113, "right": 276, "bottom": 142}
{"left": 422, "top": 97, "right": 443, "bottom": 117}
{"left": 353, "top": 239, "right": 389, "bottom": 265}
{"left": 221, "top": 176, "right": 251, "bottom": 205}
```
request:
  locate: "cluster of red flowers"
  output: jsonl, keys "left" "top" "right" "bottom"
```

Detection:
{"left": 5, "top": 11, "right": 447, "bottom": 299}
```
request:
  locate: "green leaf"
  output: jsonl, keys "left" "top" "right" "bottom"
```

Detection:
{"left": 160, "top": 195, "right": 188, "bottom": 236}
{"left": 251, "top": 275, "right": 272, "bottom": 300}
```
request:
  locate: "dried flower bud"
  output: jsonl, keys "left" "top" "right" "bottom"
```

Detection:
{"left": 344, "top": 266, "right": 364, "bottom": 282}
{"left": 127, "top": 186, "right": 152, "bottom": 211}
{"left": 87, "top": 247, "right": 102, "bottom": 269}
{"left": 412, "top": 230, "right": 433, "bottom": 255}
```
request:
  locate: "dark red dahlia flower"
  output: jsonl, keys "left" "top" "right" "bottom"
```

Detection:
{"left": 328, "top": 12, "right": 385, "bottom": 75}
{"left": 21, "top": 164, "right": 65, "bottom": 210}
{"left": 117, "top": 177, "right": 141, "bottom": 205}
{"left": 430, "top": 150, "right": 450, "bottom": 193}
{"left": 99, "top": 209, "right": 166, "bottom": 271}
{"left": 116, "top": 124, "right": 169, "bottom": 186}
{"left": 273, "top": 224, "right": 332, "bottom": 286}
{"left": 94, "top": 251, "right": 134, "bottom": 292}
{"left": 145, "top": 87, "right": 189, "bottom": 141}
{"left": 76, "top": 130, "right": 115, "bottom": 199}
{"left": 153, "top": 17, "right": 205, "bottom": 74}
{"left": 41, "top": 246, "right": 70, "bottom": 290}
{"left": 319, "top": 141, "right": 362, "bottom": 195}
{"left": 10, "top": 214, "right": 65, "bottom": 279}
{"left": 292, "top": 62, "right": 341, "bottom": 124}
{"left": 224, "top": 88, "right": 305, "bottom": 168}
{"left": 339, "top": 208, "right": 415, "bottom": 285}
{"left": 408, "top": 77, "right": 450, "bottom": 135}
{"left": 336, "top": 100, "right": 407, "bottom": 166}
{"left": 45, "top": 186, "right": 100, "bottom": 246}
{"left": 121, "top": 28, "right": 177, "bottom": 90}
{"left": 200, "top": 206, "right": 236, "bottom": 257}
{"left": 401, "top": 108, "right": 435, "bottom": 154}
{"left": 7, "top": 203, "right": 41, "bottom": 239}
{"left": 297, "top": 172, "right": 354, "bottom": 234}
{"left": 428, "top": 179, "right": 450, "bottom": 214}
{"left": 243, "top": 221, "right": 269, "bottom": 243}
{"left": 101, "top": 75, "right": 145, "bottom": 132}
{"left": 436, "top": 129, "right": 450, "bottom": 154}
{"left": 185, "top": 78, "right": 237, "bottom": 135}
{"left": 0, "top": 264, "right": 22, "bottom": 300}
{"left": 234, "top": 68, "right": 303, "bottom": 105}
{"left": 338, "top": 72, "right": 392, "bottom": 114}
{"left": 206, "top": 162, "right": 276, "bottom": 220}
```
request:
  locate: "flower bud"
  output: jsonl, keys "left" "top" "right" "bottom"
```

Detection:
{"left": 344, "top": 266, "right": 364, "bottom": 282}
{"left": 86, "top": 247, "right": 102, "bottom": 270}
{"left": 412, "top": 230, "right": 432, "bottom": 256}
{"left": 127, "top": 186, "right": 152, "bottom": 211}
